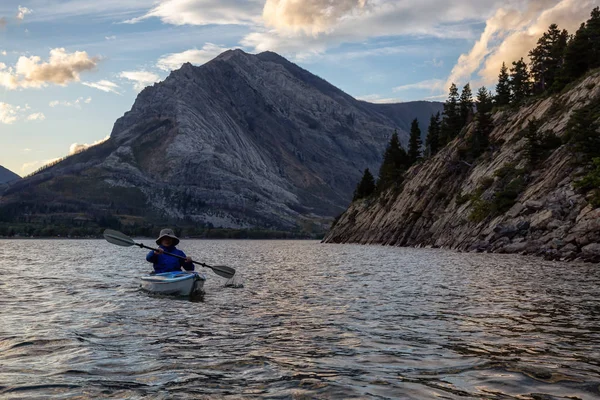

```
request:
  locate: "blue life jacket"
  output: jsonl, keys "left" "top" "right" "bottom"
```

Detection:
{"left": 146, "top": 245, "right": 194, "bottom": 273}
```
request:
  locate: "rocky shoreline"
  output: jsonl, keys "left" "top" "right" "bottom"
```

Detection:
{"left": 324, "top": 71, "right": 600, "bottom": 263}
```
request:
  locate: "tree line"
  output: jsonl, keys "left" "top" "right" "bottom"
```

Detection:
{"left": 353, "top": 6, "right": 600, "bottom": 202}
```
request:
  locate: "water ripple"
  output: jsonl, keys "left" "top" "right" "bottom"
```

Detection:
{"left": 1, "top": 240, "right": 599, "bottom": 398}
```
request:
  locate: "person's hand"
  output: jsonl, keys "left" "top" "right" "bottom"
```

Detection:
{"left": 154, "top": 248, "right": 164, "bottom": 255}
{"left": 185, "top": 256, "right": 192, "bottom": 263}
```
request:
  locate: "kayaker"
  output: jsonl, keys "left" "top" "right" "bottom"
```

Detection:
{"left": 146, "top": 228, "right": 194, "bottom": 273}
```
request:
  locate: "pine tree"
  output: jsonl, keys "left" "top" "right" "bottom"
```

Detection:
{"left": 566, "top": 103, "right": 600, "bottom": 161}
{"left": 529, "top": 24, "right": 569, "bottom": 93}
{"left": 559, "top": 22, "right": 590, "bottom": 85}
{"left": 377, "top": 130, "right": 409, "bottom": 192}
{"left": 524, "top": 118, "right": 542, "bottom": 166}
{"left": 469, "top": 87, "right": 494, "bottom": 157}
{"left": 588, "top": 7, "right": 600, "bottom": 69}
{"left": 440, "top": 83, "right": 461, "bottom": 145}
{"left": 495, "top": 62, "right": 511, "bottom": 106}
{"left": 425, "top": 112, "right": 441, "bottom": 157}
{"left": 510, "top": 58, "right": 532, "bottom": 104}
{"left": 459, "top": 83, "right": 474, "bottom": 127}
{"left": 408, "top": 118, "right": 422, "bottom": 164}
{"left": 353, "top": 168, "right": 376, "bottom": 201}
{"left": 476, "top": 87, "right": 493, "bottom": 114}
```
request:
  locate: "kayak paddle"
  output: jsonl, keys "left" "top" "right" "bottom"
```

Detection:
{"left": 103, "top": 229, "right": 236, "bottom": 279}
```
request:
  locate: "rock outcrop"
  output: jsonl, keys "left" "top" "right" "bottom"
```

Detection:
{"left": 324, "top": 71, "right": 600, "bottom": 261}
{"left": 1, "top": 50, "right": 442, "bottom": 231}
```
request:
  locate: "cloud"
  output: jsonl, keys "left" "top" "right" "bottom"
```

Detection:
{"left": 0, "top": 102, "right": 18, "bottom": 124}
{"left": 49, "top": 97, "right": 92, "bottom": 108}
{"left": 118, "top": 70, "right": 160, "bottom": 91}
{"left": 1, "top": 50, "right": 6, "bottom": 56}
{"left": 241, "top": 0, "right": 501, "bottom": 58}
{"left": 157, "top": 43, "right": 230, "bottom": 71}
{"left": 69, "top": 135, "right": 110, "bottom": 155}
{"left": 262, "top": 0, "right": 367, "bottom": 35}
{"left": 82, "top": 80, "right": 121, "bottom": 94}
{"left": 124, "top": 0, "right": 262, "bottom": 25}
{"left": 356, "top": 94, "right": 403, "bottom": 104}
{"left": 27, "top": 112, "right": 46, "bottom": 121}
{"left": 393, "top": 79, "right": 445, "bottom": 92}
{"left": 0, "top": 17, "right": 7, "bottom": 29}
{"left": 0, "top": 48, "right": 98, "bottom": 90}
{"left": 16, "top": 5, "right": 33, "bottom": 21}
{"left": 1, "top": 102, "right": 43, "bottom": 124}
{"left": 447, "top": 0, "right": 595, "bottom": 87}
{"left": 426, "top": 58, "right": 444, "bottom": 68}
{"left": 105, "top": 35, "right": 117, "bottom": 40}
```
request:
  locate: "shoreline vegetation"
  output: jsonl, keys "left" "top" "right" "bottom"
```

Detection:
{"left": 0, "top": 226, "right": 324, "bottom": 240}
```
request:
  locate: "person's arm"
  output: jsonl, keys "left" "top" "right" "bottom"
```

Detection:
{"left": 178, "top": 251, "right": 195, "bottom": 271}
{"left": 146, "top": 248, "right": 163, "bottom": 262}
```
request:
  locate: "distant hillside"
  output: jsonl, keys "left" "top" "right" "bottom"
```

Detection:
{"left": 0, "top": 166, "right": 20, "bottom": 184}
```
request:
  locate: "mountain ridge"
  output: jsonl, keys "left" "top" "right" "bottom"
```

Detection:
{"left": 0, "top": 166, "right": 20, "bottom": 185}
{"left": 0, "top": 49, "right": 442, "bottom": 234}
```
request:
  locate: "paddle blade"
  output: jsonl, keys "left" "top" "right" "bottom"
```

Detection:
{"left": 103, "top": 229, "right": 135, "bottom": 247}
{"left": 209, "top": 265, "right": 236, "bottom": 279}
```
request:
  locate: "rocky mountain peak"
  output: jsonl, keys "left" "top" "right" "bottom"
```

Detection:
{"left": 1, "top": 50, "right": 443, "bottom": 232}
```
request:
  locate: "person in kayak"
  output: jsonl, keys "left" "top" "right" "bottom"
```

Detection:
{"left": 146, "top": 228, "right": 194, "bottom": 273}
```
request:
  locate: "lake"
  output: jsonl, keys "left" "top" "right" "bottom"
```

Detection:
{"left": 1, "top": 239, "right": 599, "bottom": 399}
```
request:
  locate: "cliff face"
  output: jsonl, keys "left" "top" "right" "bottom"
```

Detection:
{"left": 324, "top": 71, "right": 600, "bottom": 261}
{"left": 1, "top": 50, "right": 442, "bottom": 231}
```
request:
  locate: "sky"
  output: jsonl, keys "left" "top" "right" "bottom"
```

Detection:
{"left": 0, "top": 0, "right": 596, "bottom": 177}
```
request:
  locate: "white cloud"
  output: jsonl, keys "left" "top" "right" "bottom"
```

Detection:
{"left": 424, "top": 93, "right": 449, "bottom": 100}
{"left": 242, "top": 0, "right": 498, "bottom": 58}
{"left": 105, "top": 35, "right": 117, "bottom": 40}
{"left": 0, "top": 48, "right": 98, "bottom": 90}
{"left": 49, "top": 97, "right": 92, "bottom": 108}
{"left": 119, "top": 70, "right": 160, "bottom": 91}
{"left": 157, "top": 43, "right": 230, "bottom": 71}
{"left": 448, "top": 0, "right": 595, "bottom": 87}
{"left": 263, "top": 0, "right": 367, "bottom": 35}
{"left": 1, "top": 102, "right": 44, "bottom": 124}
{"left": 69, "top": 135, "right": 110, "bottom": 155}
{"left": 82, "top": 80, "right": 121, "bottom": 94}
{"left": 426, "top": 58, "right": 444, "bottom": 68}
{"left": 125, "top": 0, "right": 262, "bottom": 25}
{"left": 393, "top": 79, "right": 445, "bottom": 92}
{"left": 23, "top": 148, "right": 32, "bottom": 153}
{"left": 27, "top": 112, "right": 46, "bottom": 121}
{"left": 16, "top": 6, "right": 33, "bottom": 21}
{"left": 0, "top": 102, "right": 18, "bottom": 124}
{"left": 1, "top": 50, "right": 6, "bottom": 56}
{"left": 356, "top": 94, "right": 403, "bottom": 104}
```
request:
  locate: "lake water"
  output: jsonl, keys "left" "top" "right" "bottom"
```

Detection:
{"left": 0, "top": 239, "right": 599, "bottom": 399}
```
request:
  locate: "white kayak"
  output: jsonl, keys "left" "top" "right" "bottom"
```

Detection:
{"left": 140, "top": 271, "right": 206, "bottom": 297}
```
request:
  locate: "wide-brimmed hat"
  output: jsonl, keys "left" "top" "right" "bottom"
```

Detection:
{"left": 156, "top": 228, "right": 180, "bottom": 246}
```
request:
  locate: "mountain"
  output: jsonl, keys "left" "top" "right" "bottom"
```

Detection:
{"left": 324, "top": 70, "right": 600, "bottom": 262}
{"left": 0, "top": 50, "right": 442, "bottom": 233}
{"left": 0, "top": 166, "right": 20, "bottom": 184}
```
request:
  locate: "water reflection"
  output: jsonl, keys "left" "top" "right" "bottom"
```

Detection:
{"left": 0, "top": 240, "right": 599, "bottom": 398}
